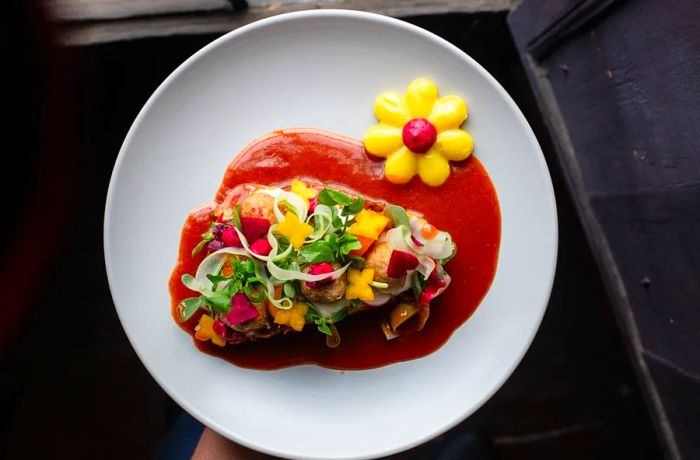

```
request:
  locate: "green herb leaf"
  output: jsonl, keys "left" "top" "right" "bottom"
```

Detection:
{"left": 317, "top": 322, "right": 332, "bottom": 335}
{"left": 317, "top": 188, "right": 353, "bottom": 207}
{"left": 345, "top": 197, "right": 365, "bottom": 215}
{"left": 206, "top": 274, "right": 230, "bottom": 283}
{"left": 350, "top": 299, "right": 364, "bottom": 309}
{"left": 206, "top": 291, "right": 232, "bottom": 314}
{"left": 299, "top": 240, "right": 335, "bottom": 263}
{"left": 337, "top": 233, "right": 361, "bottom": 257}
{"left": 231, "top": 204, "right": 242, "bottom": 231}
{"left": 191, "top": 235, "right": 213, "bottom": 257}
{"left": 178, "top": 297, "right": 204, "bottom": 322}
{"left": 330, "top": 308, "right": 348, "bottom": 323}
{"left": 243, "top": 284, "right": 266, "bottom": 303}
{"left": 411, "top": 271, "right": 426, "bottom": 301}
{"left": 304, "top": 302, "right": 322, "bottom": 322}
{"left": 385, "top": 204, "right": 410, "bottom": 228}
{"left": 283, "top": 282, "right": 296, "bottom": 299}
{"left": 349, "top": 256, "right": 365, "bottom": 269}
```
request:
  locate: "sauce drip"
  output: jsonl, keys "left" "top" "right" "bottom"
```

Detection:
{"left": 169, "top": 129, "right": 500, "bottom": 370}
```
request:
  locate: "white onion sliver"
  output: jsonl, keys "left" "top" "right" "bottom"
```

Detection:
{"left": 273, "top": 190, "right": 308, "bottom": 222}
{"left": 182, "top": 247, "right": 255, "bottom": 296}
{"left": 305, "top": 204, "right": 333, "bottom": 242}
{"left": 364, "top": 292, "right": 392, "bottom": 307}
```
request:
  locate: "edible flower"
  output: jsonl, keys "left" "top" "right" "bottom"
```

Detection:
{"left": 291, "top": 179, "right": 318, "bottom": 206}
{"left": 272, "top": 302, "right": 309, "bottom": 332}
{"left": 348, "top": 209, "right": 390, "bottom": 256}
{"left": 364, "top": 78, "right": 473, "bottom": 186}
{"left": 276, "top": 211, "right": 314, "bottom": 248}
{"left": 348, "top": 209, "right": 391, "bottom": 240}
{"left": 194, "top": 314, "right": 226, "bottom": 346}
{"left": 345, "top": 268, "right": 376, "bottom": 302}
{"left": 226, "top": 292, "right": 259, "bottom": 325}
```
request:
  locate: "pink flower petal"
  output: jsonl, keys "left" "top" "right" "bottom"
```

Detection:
{"left": 226, "top": 292, "right": 259, "bottom": 325}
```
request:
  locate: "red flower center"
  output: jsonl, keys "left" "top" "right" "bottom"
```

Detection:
{"left": 402, "top": 118, "right": 437, "bottom": 153}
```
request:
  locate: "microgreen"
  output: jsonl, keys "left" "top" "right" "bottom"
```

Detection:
{"left": 177, "top": 296, "right": 209, "bottom": 322}
{"left": 304, "top": 303, "right": 349, "bottom": 336}
{"left": 317, "top": 188, "right": 353, "bottom": 207}
{"left": 231, "top": 204, "right": 242, "bottom": 231}
{"left": 299, "top": 233, "right": 361, "bottom": 264}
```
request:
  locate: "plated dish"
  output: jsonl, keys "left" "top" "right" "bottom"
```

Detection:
{"left": 170, "top": 125, "right": 500, "bottom": 369}
{"left": 106, "top": 10, "right": 556, "bottom": 460}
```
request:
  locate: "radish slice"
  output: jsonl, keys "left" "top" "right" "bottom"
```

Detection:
{"left": 387, "top": 250, "right": 419, "bottom": 278}
{"left": 364, "top": 291, "right": 391, "bottom": 307}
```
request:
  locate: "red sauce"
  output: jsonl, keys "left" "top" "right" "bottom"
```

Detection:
{"left": 169, "top": 128, "right": 500, "bottom": 370}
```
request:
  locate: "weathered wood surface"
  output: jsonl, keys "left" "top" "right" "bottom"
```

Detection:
{"left": 55, "top": 0, "right": 518, "bottom": 45}
{"left": 47, "top": 0, "right": 234, "bottom": 21}
{"left": 509, "top": 1, "right": 700, "bottom": 459}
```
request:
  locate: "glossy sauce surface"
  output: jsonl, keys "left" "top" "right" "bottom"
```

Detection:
{"left": 169, "top": 129, "right": 500, "bottom": 370}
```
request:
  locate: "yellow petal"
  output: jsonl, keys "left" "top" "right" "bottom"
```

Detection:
{"left": 374, "top": 92, "right": 410, "bottom": 127}
{"left": 384, "top": 147, "right": 417, "bottom": 184}
{"left": 428, "top": 95, "right": 468, "bottom": 131}
{"left": 363, "top": 124, "right": 404, "bottom": 158}
{"left": 432, "top": 129, "right": 474, "bottom": 161}
{"left": 417, "top": 152, "right": 451, "bottom": 187}
{"left": 405, "top": 78, "right": 438, "bottom": 118}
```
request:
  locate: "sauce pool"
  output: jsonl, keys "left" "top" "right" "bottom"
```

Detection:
{"left": 169, "top": 128, "right": 500, "bottom": 370}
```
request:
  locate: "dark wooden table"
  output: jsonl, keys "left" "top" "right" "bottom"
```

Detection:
{"left": 0, "top": 6, "right": 674, "bottom": 460}
{"left": 510, "top": 1, "right": 700, "bottom": 459}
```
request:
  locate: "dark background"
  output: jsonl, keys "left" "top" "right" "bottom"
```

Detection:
{"left": 0, "top": 6, "right": 663, "bottom": 460}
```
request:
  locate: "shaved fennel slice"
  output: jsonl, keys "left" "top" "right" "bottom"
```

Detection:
{"left": 232, "top": 224, "right": 292, "bottom": 263}
{"left": 271, "top": 190, "right": 308, "bottom": 222}
{"left": 181, "top": 247, "right": 253, "bottom": 297}
{"left": 305, "top": 204, "right": 333, "bottom": 242}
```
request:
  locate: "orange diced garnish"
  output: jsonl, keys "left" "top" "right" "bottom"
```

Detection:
{"left": 421, "top": 223, "right": 439, "bottom": 240}
{"left": 349, "top": 235, "right": 375, "bottom": 257}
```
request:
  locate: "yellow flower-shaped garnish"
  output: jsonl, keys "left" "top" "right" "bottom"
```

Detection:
{"left": 194, "top": 314, "right": 226, "bottom": 347}
{"left": 272, "top": 302, "right": 309, "bottom": 332}
{"left": 290, "top": 179, "right": 317, "bottom": 206}
{"left": 276, "top": 211, "right": 313, "bottom": 248}
{"left": 364, "top": 78, "right": 474, "bottom": 187}
{"left": 348, "top": 209, "right": 390, "bottom": 240}
{"left": 345, "top": 268, "right": 375, "bottom": 302}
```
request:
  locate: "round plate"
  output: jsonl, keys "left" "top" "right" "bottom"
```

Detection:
{"left": 105, "top": 10, "right": 557, "bottom": 460}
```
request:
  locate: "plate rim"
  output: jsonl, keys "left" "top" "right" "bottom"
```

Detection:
{"left": 104, "top": 9, "right": 558, "bottom": 460}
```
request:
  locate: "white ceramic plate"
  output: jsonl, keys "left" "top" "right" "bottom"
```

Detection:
{"left": 105, "top": 10, "right": 557, "bottom": 460}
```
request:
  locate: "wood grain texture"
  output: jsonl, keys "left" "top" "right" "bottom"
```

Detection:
{"left": 56, "top": 0, "right": 518, "bottom": 45}
{"left": 510, "top": 0, "right": 700, "bottom": 459}
{"left": 48, "top": 0, "right": 233, "bottom": 21}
